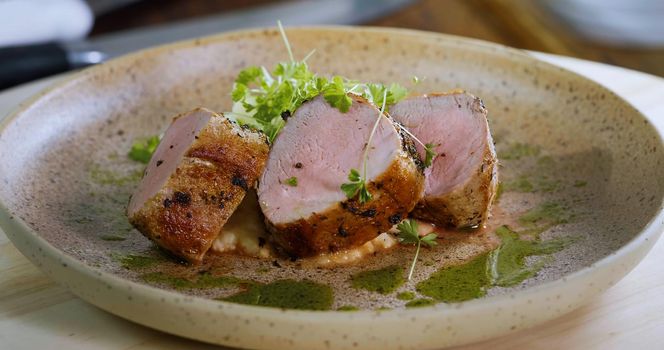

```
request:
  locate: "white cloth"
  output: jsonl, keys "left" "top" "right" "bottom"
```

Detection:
{"left": 0, "top": 0, "right": 93, "bottom": 47}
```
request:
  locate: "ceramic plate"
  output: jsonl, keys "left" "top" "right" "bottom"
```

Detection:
{"left": 1, "top": 27, "right": 663, "bottom": 349}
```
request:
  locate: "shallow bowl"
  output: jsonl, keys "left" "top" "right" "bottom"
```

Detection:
{"left": 1, "top": 26, "right": 663, "bottom": 349}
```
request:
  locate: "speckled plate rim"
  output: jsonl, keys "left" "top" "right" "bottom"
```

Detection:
{"left": 1, "top": 26, "right": 664, "bottom": 349}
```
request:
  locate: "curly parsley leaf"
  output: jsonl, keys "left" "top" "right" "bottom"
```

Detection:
{"left": 228, "top": 56, "right": 408, "bottom": 142}
{"left": 348, "top": 168, "right": 361, "bottom": 182}
{"left": 420, "top": 233, "right": 438, "bottom": 247}
{"left": 357, "top": 184, "right": 372, "bottom": 203}
{"left": 397, "top": 219, "right": 438, "bottom": 280}
{"left": 353, "top": 82, "right": 408, "bottom": 112}
{"left": 340, "top": 182, "right": 361, "bottom": 198}
{"left": 128, "top": 135, "right": 160, "bottom": 164}
{"left": 227, "top": 21, "right": 411, "bottom": 170}
{"left": 394, "top": 123, "right": 439, "bottom": 170}
{"left": 235, "top": 66, "right": 262, "bottom": 86}
{"left": 396, "top": 219, "right": 420, "bottom": 244}
{"left": 323, "top": 76, "right": 353, "bottom": 113}
{"left": 228, "top": 60, "right": 328, "bottom": 142}
{"left": 340, "top": 168, "right": 372, "bottom": 203}
{"left": 386, "top": 83, "right": 408, "bottom": 105}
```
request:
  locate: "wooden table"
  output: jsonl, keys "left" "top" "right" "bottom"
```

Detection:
{"left": 0, "top": 53, "right": 663, "bottom": 349}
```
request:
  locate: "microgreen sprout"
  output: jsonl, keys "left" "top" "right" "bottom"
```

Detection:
{"left": 396, "top": 219, "right": 438, "bottom": 280}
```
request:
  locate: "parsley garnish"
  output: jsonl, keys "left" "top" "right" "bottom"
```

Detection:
{"left": 340, "top": 168, "right": 371, "bottom": 203}
{"left": 397, "top": 219, "right": 438, "bottom": 280}
{"left": 359, "top": 83, "right": 407, "bottom": 112}
{"left": 285, "top": 176, "right": 298, "bottom": 186}
{"left": 323, "top": 76, "right": 352, "bottom": 113}
{"left": 228, "top": 21, "right": 433, "bottom": 203}
{"left": 227, "top": 21, "right": 409, "bottom": 142}
{"left": 340, "top": 89, "right": 389, "bottom": 203}
{"left": 395, "top": 125, "right": 439, "bottom": 168}
{"left": 128, "top": 135, "right": 160, "bottom": 164}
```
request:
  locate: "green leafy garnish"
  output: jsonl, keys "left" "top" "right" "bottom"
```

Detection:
{"left": 229, "top": 64, "right": 408, "bottom": 142}
{"left": 340, "top": 168, "right": 371, "bottom": 203}
{"left": 228, "top": 22, "right": 417, "bottom": 204}
{"left": 340, "top": 88, "right": 390, "bottom": 204}
{"left": 285, "top": 176, "right": 298, "bottom": 187}
{"left": 397, "top": 219, "right": 438, "bottom": 280}
{"left": 227, "top": 21, "right": 409, "bottom": 142}
{"left": 424, "top": 143, "right": 437, "bottom": 167}
{"left": 227, "top": 22, "right": 326, "bottom": 141}
{"left": 228, "top": 59, "right": 318, "bottom": 141}
{"left": 128, "top": 135, "right": 160, "bottom": 164}
{"left": 359, "top": 82, "right": 407, "bottom": 112}
{"left": 323, "top": 76, "right": 353, "bottom": 113}
{"left": 395, "top": 122, "right": 439, "bottom": 169}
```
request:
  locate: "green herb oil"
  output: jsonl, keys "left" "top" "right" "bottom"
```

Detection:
{"left": 221, "top": 279, "right": 333, "bottom": 311}
{"left": 350, "top": 265, "right": 405, "bottom": 294}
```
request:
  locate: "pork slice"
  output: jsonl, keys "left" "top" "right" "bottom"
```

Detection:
{"left": 258, "top": 95, "right": 425, "bottom": 257}
{"left": 389, "top": 92, "right": 498, "bottom": 228}
{"left": 127, "top": 108, "right": 269, "bottom": 263}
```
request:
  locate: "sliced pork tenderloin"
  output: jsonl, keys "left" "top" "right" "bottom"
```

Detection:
{"left": 258, "top": 94, "right": 425, "bottom": 258}
{"left": 390, "top": 91, "right": 498, "bottom": 228}
{"left": 127, "top": 108, "right": 269, "bottom": 263}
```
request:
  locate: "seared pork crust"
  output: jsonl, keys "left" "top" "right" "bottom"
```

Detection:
{"left": 128, "top": 110, "right": 269, "bottom": 263}
{"left": 412, "top": 144, "right": 497, "bottom": 228}
{"left": 411, "top": 94, "right": 498, "bottom": 228}
{"left": 266, "top": 130, "right": 425, "bottom": 258}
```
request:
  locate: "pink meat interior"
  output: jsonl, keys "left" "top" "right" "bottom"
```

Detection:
{"left": 127, "top": 109, "right": 214, "bottom": 216}
{"left": 258, "top": 96, "right": 401, "bottom": 224}
{"left": 390, "top": 94, "right": 487, "bottom": 196}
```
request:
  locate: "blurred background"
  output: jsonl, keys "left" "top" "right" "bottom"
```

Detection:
{"left": 1, "top": 0, "right": 663, "bottom": 90}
